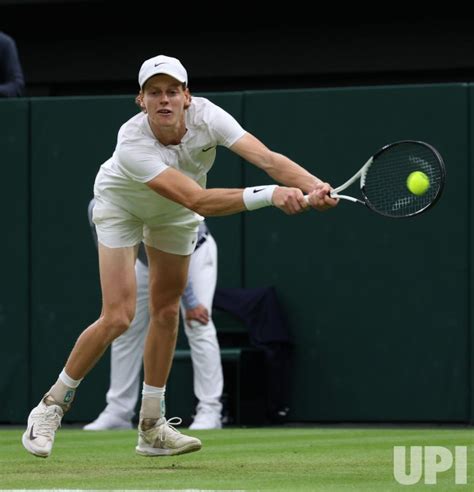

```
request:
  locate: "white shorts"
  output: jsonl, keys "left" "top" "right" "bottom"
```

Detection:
{"left": 92, "top": 197, "right": 199, "bottom": 256}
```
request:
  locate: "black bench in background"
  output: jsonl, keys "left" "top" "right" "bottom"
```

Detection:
{"left": 166, "top": 287, "right": 292, "bottom": 426}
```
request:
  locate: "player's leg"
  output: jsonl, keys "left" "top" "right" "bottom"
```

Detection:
{"left": 184, "top": 235, "right": 223, "bottom": 429}
{"left": 135, "top": 243, "right": 201, "bottom": 456}
{"left": 84, "top": 260, "right": 150, "bottom": 430}
{"left": 22, "top": 244, "right": 137, "bottom": 457}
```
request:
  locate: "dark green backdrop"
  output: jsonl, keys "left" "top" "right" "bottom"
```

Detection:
{"left": 0, "top": 84, "right": 472, "bottom": 424}
{"left": 0, "top": 100, "right": 29, "bottom": 422}
{"left": 243, "top": 84, "right": 469, "bottom": 421}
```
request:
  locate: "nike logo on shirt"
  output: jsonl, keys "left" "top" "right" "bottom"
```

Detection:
{"left": 202, "top": 146, "right": 215, "bottom": 152}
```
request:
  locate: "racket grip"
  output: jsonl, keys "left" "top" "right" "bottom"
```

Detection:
{"left": 303, "top": 191, "right": 336, "bottom": 203}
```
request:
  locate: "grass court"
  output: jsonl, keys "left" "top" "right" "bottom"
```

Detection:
{"left": 1, "top": 425, "right": 473, "bottom": 490}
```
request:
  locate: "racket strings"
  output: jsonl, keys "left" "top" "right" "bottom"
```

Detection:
{"left": 362, "top": 143, "right": 444, "bottom": 217}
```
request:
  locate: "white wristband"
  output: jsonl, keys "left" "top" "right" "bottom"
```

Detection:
{"left": 242, "top": 185, "right": 278, "bottom": 211}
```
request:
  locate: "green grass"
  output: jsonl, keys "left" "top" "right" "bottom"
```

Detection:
{"left": 1, "top": 426, "right": 473, "bottom": 490}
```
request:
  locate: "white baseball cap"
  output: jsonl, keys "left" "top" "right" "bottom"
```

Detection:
{"left": 138, "top": 55, "right": 188, "bottom": 89}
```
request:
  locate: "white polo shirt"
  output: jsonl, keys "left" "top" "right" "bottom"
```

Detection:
{"left": 94, "top": 96, "right": 246, "bottom": 224}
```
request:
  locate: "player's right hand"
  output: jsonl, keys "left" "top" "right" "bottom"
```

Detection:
{"left": 307, "top": 182, "right": 339, "bottom": 211}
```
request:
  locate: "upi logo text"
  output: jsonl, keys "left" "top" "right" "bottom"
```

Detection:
{"left": 393, "top": 446, "right": 467, "bottom": 485}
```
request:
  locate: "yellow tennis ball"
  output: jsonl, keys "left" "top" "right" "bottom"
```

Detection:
{"left": 406, "top": 171, "right": 430, "bottom": 196}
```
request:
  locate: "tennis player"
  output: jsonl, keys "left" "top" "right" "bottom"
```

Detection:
{"left": 22, "top": 54, "right": 338, "bottom": 459}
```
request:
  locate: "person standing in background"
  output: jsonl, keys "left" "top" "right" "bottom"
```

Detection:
{"left": 0, "top": 31, "right": 25, "bottom": 97}
{"left": 84, "top": 199, "right": 223, "bottom": 431}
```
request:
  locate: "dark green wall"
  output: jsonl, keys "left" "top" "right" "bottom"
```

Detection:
{"left": 243, "top": 84, "right": 470, "bottom": 422}
{"left": 469, "top": 85, "right": 474, "bottom": 425}
{"left": 0, "top": 100, "right": 29, "bottom": 421}
{"left": 1, "top": 84, "right": 472, "bottom": 424}
{"left": 29, "top": 96, "right": 138, "bottom": 421}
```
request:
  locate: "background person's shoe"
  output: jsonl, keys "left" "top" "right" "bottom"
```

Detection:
{"left": 22, "top": 396, "right": 64, "bottom": 458}
{"left": 135, "top": 417, "right": 202, "bottom": 456}
{"left": 189, "top": 407, "right": 222, "bottom": 430}
{"left": 83, "top": 412, "right": 133, "bottom": 431}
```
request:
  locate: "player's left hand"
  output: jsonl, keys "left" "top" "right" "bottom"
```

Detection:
{"left": 307, "top": 182, "right": 339, "bottom": 211}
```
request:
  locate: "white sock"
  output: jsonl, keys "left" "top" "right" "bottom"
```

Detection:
{"left": 140, "top": 383, "right": 166, "bottom": 420}
{"left": 47, "top": 368, "right": 82, "bottom": 408}
{"left": 142, "top": 383, "right": 166, "bottom": 398}
{"left": 59, "top": 368, "right": 83, "bottom": 388}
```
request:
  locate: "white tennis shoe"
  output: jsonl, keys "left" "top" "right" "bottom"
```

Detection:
{"left": 135, "top": 416, "right": 202, "bottom": 456}
{"left": 22, "top": 397, "right": 64, "bottom": 458}
{"left": 83, "top": 412, "right": 132, "bottom": 431}
{"left": 189, "top": 408, "right": 222, "bottom": 430}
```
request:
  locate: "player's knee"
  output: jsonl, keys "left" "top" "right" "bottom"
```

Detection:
{"left": 100, "top": 309, "right": 135, "bottom": 340}
{"left": 151, "top": 303, "right": 180, "bottom": 331}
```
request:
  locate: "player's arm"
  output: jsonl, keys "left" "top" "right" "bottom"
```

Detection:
{"left": 146, "top": 166, "right": 316, "bottom": 216}
{"left": 230, "top": 132, "right": 338, "bottom": 209}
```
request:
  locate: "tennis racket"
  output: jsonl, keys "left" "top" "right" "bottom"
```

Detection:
{"left": 305, "top": 140, "right": 446, "bottom": 218}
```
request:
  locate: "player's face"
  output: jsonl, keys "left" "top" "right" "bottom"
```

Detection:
{"left": 142, "top": 75, "right": 190, "bottom": 130}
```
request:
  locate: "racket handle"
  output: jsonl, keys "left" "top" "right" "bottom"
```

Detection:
{"left": 305, "top": 192, "right": 362, "bottom": 205}
{"left": 303, "top": 191, "right": 336, "bottom": 203}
